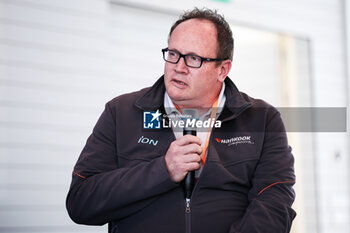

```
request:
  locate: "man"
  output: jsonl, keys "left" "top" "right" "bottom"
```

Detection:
{"left": 66, "top": 8, "right": 296, "bottom": 233}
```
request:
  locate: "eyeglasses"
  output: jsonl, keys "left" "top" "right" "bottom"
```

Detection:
{"left": 162, "top": 48, "right": 226, "bottom": 68}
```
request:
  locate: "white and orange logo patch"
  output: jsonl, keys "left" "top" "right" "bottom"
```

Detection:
{"left": 215, "top": 136, "right": 254, "bottom": 146}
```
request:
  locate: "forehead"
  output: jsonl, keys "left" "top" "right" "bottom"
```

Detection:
{"left": 169, "top": 19, "right": 218, "bottom": 56}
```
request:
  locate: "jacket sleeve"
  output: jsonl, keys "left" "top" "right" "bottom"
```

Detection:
{"left": 229, "top": 108, "right": 296, "bottom": 233}
{"left": 66, "top": 102, "right": 177, "bottom": 225}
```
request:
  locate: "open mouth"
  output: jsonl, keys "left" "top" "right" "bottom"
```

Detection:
{"left": 172, "top": 79, "right": 187, "bottom": 86}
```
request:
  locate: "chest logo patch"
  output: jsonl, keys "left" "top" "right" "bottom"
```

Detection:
{"left": 215, "top": 136, "right": 254, "bottom": 146}
{"left": 138, "top": 136, "right": 158, "bottom": 146}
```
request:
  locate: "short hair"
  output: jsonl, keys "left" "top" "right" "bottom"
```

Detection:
{"left": 169, "top": 8, "right": 234, "bottom": 61}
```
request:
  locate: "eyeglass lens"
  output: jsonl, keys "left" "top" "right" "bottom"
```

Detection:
{"left": 163, "top": 50, "right": 202, "bottom": 68}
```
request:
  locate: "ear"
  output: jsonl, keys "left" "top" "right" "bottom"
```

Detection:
{"left": 217, "top": 60, "right": 232, "bottom": 83}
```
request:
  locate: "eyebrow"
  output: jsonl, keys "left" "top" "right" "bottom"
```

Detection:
{"left": 168, "top": 48, "right": 201, "bottom": 57}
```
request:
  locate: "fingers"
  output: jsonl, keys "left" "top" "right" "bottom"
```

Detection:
{"left": 182, "top": 143, "right": 202, "bottom": 156}
{"left": 176, "top": 134, "right": 202, "bottom": 146}
{"left": 165, "top": 135, "right": 202, "bottom": 183}
{"left": 186, "top": 161, "right": 201, "bottom": 172}
{"left": 171, "top": 135, "right": 202, "bottom": 155}
{"left": 182, "top": 153, "right": 201, "bottom": 163}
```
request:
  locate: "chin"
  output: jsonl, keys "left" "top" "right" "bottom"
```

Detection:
{"left": 167, "top": 90, "right": 183, "bottom": 102}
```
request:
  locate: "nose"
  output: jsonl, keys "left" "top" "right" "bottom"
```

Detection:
{"left": 174, "top": 56, "right": 189, "bottom": 73}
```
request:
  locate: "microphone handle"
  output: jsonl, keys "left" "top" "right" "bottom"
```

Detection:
{"left": 184, "top": 169, "right": 195, "bottom": 199}
{"left": 183, "top": 129, "right": 196, "bottom": 199}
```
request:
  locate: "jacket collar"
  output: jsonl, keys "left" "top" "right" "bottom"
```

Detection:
{"left": 135, "top": 76, "right": 165, "bottom": 111}
{"left": 135, "top": 75, "right": 252, "bottom": 118}
{"left": 219, "top": 77, "right": 252, "bottom": 122}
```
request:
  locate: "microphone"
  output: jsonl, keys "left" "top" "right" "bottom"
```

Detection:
{"left": 182, "top": 109, "right": 198, "bottom": 200}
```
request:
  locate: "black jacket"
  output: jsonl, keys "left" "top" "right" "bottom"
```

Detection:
{"left": 66, "top": 76, "right": 296, "bottom": 233}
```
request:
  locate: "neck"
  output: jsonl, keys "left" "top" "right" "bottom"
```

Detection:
{"left": 174, "top": 90, "right": 221, "bottom": 117}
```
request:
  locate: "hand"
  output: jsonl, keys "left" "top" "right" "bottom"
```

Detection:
{"left": 165, "top": 135, "right": 202, "bottom": 183}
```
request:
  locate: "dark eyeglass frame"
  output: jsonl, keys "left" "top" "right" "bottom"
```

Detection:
{"left": 162, "top": 48, "right": 227, "bottom": 68}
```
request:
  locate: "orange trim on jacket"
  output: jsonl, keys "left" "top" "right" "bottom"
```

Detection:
{"left": 258, "top": 180, "right": 296, "bottom": 196}
{"left": 73, "top": 171, "right": 86, "bottom": 179}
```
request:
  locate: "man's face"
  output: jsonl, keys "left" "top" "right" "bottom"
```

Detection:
{"left": 164, "top": 19, "right": 223, "bottom": 108}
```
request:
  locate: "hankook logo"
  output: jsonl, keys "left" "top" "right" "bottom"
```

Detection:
{"left": 215, "top": 136, "right": 254, "bottom": 146}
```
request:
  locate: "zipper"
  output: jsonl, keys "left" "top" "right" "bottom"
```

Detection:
{"left": 182, "top": 103, "right": 246, "bottom": 231}
{"left": 184, "top": 127, "right": 218, "bottom": 233}
{"left": 185, "top": 198, "right": 191, "bottom": 213}
{"left": 185, "top": 198, "right": 191, "bottom": 233}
